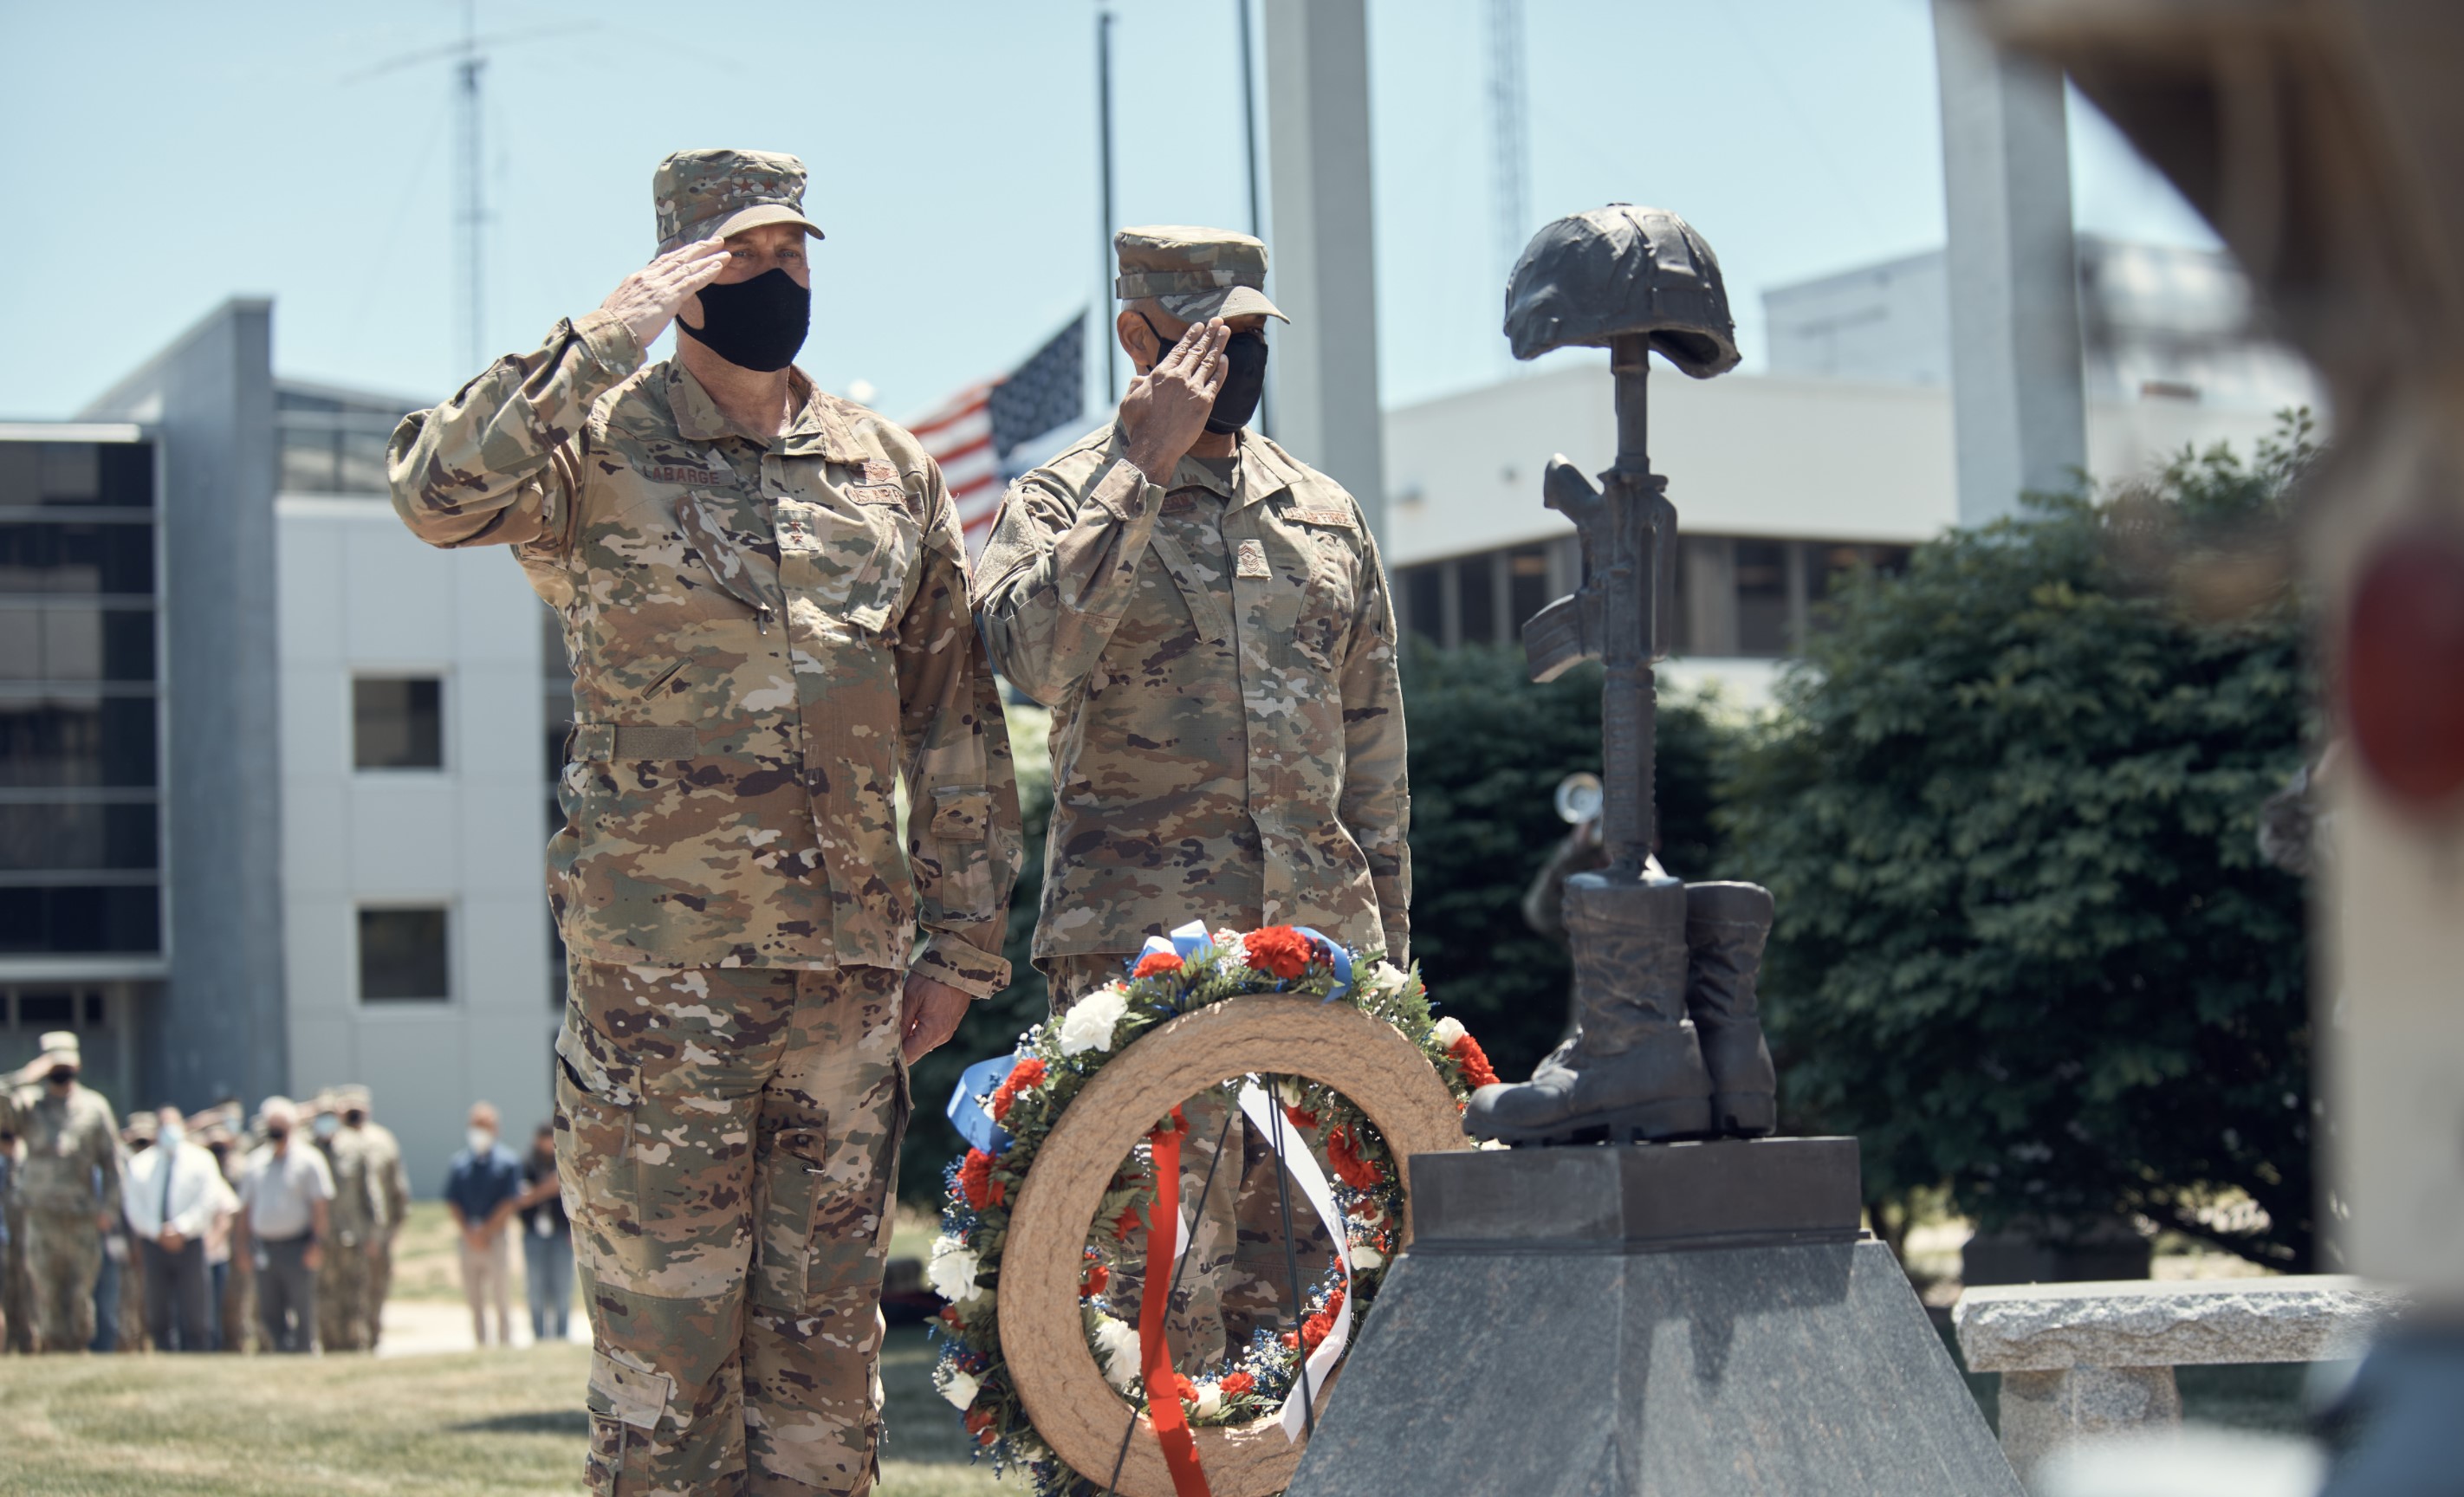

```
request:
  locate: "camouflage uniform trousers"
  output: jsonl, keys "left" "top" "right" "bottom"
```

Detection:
{"left": 1046, "top": 956, "right": 1337, "bottom": 1376}
{"left": 317, "top": 1237, "right": 373, "bottom": 1351}
{"left": 21, "top": 1209, "right": 102, "bottom": 1352}
{"left": 3, "top": 1193, "right": 29, "bottom": 1353}
{"left": 556, "top": 960, "right": 911, "bottom": 1497}
{"left": 364, "top": 1233, "right": 395, "bottom": 1350}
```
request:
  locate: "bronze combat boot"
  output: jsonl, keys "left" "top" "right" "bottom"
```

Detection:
{"left": 1464, "top": 872, "right": 1715, "bottom": 1144}
{"left": 1685, "top": 881, "right": 1777, "bottom": 1137}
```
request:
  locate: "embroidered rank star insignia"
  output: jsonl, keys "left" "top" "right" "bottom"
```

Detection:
{"left": 1235, "top": 539, "right": 1272, "bottom": 579}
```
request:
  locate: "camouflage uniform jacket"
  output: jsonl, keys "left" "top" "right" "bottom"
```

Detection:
{"left": 977, "top": 422, "right": 1410, "bottom": 963}
{"left": 3, "top": 1083, "right": 120, "bottom": 1215}
{"left": 318, "top": 1131, "right": 385, "bottom": 1248}
{"left": 389, "top": 312, "right": 1021, "bottom": 993}
{"left": 355, "top": 1123, "right": 409, "bottom": 1235}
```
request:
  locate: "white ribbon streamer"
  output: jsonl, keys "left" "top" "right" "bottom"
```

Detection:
{"left": 1235, "top": 1082, "right": 1354, "bottom": 1442}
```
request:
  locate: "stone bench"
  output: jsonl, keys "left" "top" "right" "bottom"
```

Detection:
{"left": 1951, "top": 1275, "right": 2400, "bottom": 1488}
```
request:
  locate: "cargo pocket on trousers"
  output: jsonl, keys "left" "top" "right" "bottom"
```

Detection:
{"left": 556, "top": 1053, "right": 642, "bottom": 1289}
{"left": 751, "top": 1124, "right": 828, "bottom": 1312}
{"left": 586, "top": 1347, "right": 674, "bottom": 1495}
{"left": 927, "top": 785, "right": 997, "bottom": 922}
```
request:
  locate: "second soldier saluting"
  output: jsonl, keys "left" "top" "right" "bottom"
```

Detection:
{"left": 390, "top": 150, "right": 1020, "bottom": 1497}
{"left": 976, "top": 227, "right": 1410, "bottom": 1371}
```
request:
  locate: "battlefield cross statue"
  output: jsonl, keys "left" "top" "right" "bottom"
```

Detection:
{"left": 1464, "top": 204, "right": 1782, "bottom": 1147}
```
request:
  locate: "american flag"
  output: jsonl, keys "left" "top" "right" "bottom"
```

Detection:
{"left": 911, "top": 313, "right": 1087, "bottom": 554}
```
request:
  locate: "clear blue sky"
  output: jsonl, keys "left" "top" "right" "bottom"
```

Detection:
{"left": 0, "top": 0, "right": 2213, "bottom": 423}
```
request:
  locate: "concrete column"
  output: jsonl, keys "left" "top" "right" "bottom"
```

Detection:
{"left": 1996, "top": 1366, "right": 2181, "bottom": 1493}
{"left": 1932, "top": 0, "right": 2087, "bottom": 527}
{"left": 1262, "top": 0, "right": 1388, "bottom": 538}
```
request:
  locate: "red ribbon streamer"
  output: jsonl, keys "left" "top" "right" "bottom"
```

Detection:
{"left": 1138, "top": 1108, "right": 1213, "bottom": 1497}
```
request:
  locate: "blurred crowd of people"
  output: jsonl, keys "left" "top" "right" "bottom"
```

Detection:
{"left": 0, "top": 1030, "right": 426, "bottom": 1355}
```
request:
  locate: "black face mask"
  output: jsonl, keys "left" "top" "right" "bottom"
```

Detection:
{"left": 1205, "top": 331, "right": 1269, "bottom": 434}
{"left": 678, "top": 268, "right": 810, "bottom": 373}
{"left": 46, "top": 1066, "right": 74, "bottom": 1086}
{"left": 266, "top": 1126, "right": 289, "bottom": 1144}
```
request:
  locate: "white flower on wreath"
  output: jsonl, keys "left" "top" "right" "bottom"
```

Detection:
{"left": 1213, "top": 929, "right": 1248, "bottom": 966}
{"left": 1091, "top": 1312, "right": 1142, "bottom": 1393}
{"left": 1430, "top": 1016, "right": 1468, "bottom": 1049}
{"left": 1352, "top": 1245, "right": 1386, "bottom": 1272}
{"left": 939, "top": 1368, "right": 981, "bottom": 1410}
{"left": 927, "top": 1240, "right": 983, "bottom": 1305}
{"left": 1192, "top": 1382, "right": 1223, "bottom": 1419}
{"left": 1363, "top": 961, "right": 1410, "bottom": 1002}
{"left": 1059, "top": 986, "right": 1131, "bottom": 1057}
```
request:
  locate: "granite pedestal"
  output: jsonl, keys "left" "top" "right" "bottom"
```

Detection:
{"left": 1288, "top": 1138, "right": 2021, "bottom": 1496}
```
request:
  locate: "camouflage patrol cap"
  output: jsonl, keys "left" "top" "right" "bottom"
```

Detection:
{"left": 124, "top": 1111, "right": 157, "bottom": 1143}
{"left": 654, "top": 148, "right": 826, "bottom": 254}
{"left": 1114, "top": 225, "right": 1287, "bottom": 323}
{"left": 37, "top": 1030, "right": 78, "bottom": 1068}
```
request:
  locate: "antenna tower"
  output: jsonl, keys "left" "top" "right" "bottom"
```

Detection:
{"left": 1488, "top": 0, "right": 1529, "bottom": 321}
{"left": 456, "top": 0, "right": 487, "bottom": 373}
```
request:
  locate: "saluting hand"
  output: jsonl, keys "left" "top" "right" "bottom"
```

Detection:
{"left": 1119, "top": 319, "right": 1231, "bottom": 485}
{"left": 600, "top": 237, "right": 733, "bottom": 348}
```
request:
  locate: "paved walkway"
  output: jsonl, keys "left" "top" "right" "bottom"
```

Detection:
{"left": 373, "top": 1298, "right": 589, "bottom": 1358}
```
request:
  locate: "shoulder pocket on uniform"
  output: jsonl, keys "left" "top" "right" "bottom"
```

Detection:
{"left": 929, "top": 786, "right": 993, "bottom": 840}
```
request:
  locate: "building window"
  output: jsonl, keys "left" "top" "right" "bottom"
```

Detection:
{"left": 0, "top": 437, "right": 163, "bottom": 960}
{"left": 353, "top": 676, "right": 443, "bottom": 770}
{"left": 360, "top": 907, "right": 450, "bottom": 1001}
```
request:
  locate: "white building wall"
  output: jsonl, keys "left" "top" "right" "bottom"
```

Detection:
{"left": 1382, "top": 361, "right": 2304, "bottom": 570}
{"left": 276, "top": 496, "right": 549, "bottom": 1196}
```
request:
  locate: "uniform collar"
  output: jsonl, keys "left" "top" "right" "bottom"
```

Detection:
{"left": 1114, "top": 424, "right": 1299, "bottom": 511}
{"left": 666, "top": 362, "right": 859, "bottom": 462}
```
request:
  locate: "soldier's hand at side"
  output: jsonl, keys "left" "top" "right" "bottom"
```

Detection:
{"left": 899, "top": 975, "right": 973, "bottom": 1065}
{"left": 600, "top": 237, "right": 732, "bottom": 348}
{"left": 1119, "top": 319, "right": 1230, "bottom": 485}
{"left": 304, "top": 1241, "right": 323, "bottom": 1272}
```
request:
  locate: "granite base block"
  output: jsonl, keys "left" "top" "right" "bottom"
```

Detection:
{"left": 1289, "top": 1139, "right": 2020, "bottom": 1497}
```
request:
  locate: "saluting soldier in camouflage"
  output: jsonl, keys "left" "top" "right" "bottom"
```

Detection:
{"left": 391, "top": 148, "right": 1019, "bottom": 1497}
{"left": 333, "top": 1085, "right": 407, "bottom": 1349}
{"left": 1, "top": 1034, "right": 122, "bottom": 1352}
{"left": 977, "top": 226, "right": 1409, "bottom": 1370}
{"left": 308, "top": 1091, "right": 385, "bottom": 1351}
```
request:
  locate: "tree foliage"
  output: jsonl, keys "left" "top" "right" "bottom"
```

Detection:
{"left": 1723, "top": 424, "right": 2318, "bottom": 1268}
{"left": 1398, "top": 645, "right": 1728, "bottom": 1080}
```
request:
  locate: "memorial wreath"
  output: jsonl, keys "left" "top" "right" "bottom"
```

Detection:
{"left": 927, "top": 923, "right": 1499, "bottom": 1497}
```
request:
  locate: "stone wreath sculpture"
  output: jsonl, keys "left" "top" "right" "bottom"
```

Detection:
{"left": 928, "top": 924, "right": 1490, "bottom": 1497}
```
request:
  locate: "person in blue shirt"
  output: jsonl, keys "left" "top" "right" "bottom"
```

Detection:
{"left": 442, "top": 1102, "right": 525, "bottom": 1347}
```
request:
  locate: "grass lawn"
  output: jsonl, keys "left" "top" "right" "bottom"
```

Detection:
{"left": 0, "top": 1327, "right": 1014, "bottom": 1496}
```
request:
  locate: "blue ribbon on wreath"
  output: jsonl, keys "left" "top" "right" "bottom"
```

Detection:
{"left": 946, "top": 1054, "right": 1019, "bottom": 1156}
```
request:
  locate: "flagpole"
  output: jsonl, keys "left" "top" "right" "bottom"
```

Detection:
{"left": 1238, "top": 0, "right": 1272, "bottom": 437}
{"left": 1098, "top": 7, "right": 1119, "bottom": 406}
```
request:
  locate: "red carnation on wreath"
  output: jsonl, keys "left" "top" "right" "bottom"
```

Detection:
{"left": 1244, "top": 925, "right": 1316, "bottom": 980}
{"left": 1170, "top": 1372, "right": 1197, "bottom": 1404}
{"left": 1283, "top": 1103, "right": 1320, "bottom": 1131}
{"left": 1081, "top": 1261, "right": 1109, "bottom": 1298}
{"left": 1323, "top": 1126, "right": 1384, "bottom": 1191}
{"left": 1221, "top": 1371, "right": 1255, "bottom": 1397}
{"left": 1132, "top": 949, "right": 1183, "bottom": 979}
{"left": 1450, "top": 1034, "right": 1500, "bottom": 1090}
{"left": 1300, "top": 1286, "right": 1347, "bottom": 1352}
{"left": 989, "top": 1057, "right": 1047, "bottom": 1124}
{"left": 957, "top": 1148, "right": 1004, "bottom": 1211}
{"left": 964, "top": 1407, "right": 997, "bottom": 1445}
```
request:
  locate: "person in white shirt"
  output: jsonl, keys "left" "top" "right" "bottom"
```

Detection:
{"left": 121, "top": 1106, "right": 237, "bottom": 1352}
{"left": 235, "top": 1097, "right": 333, "bottom": 1353}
